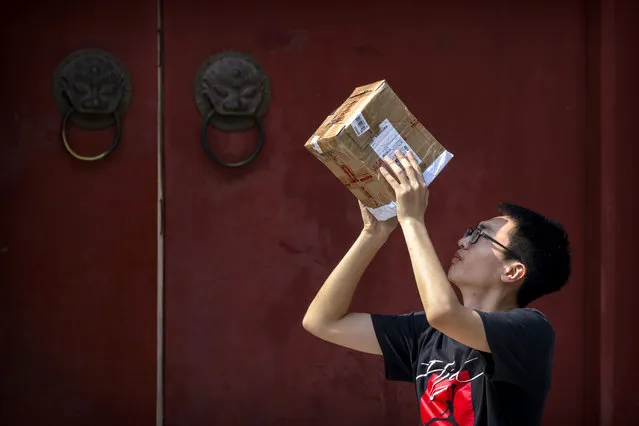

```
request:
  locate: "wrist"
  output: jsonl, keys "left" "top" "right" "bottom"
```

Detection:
{"left": 399, "top": 217, "right": 425, "bottom": 228}
{"left": 359, "top": 228, "right": 392, "bottom": 243}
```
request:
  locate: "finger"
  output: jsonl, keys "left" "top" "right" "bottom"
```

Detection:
{"left": 396, "top": 150, "right": 419, "bottom": 183}
{"left": 406, "top": 151, "right": 425, "bottom": 183}
{"left": 378, "top": 165, "right": 399, "bottom": 190}
{"left": 384, "top": 155, "right": 408, "bottom": 185}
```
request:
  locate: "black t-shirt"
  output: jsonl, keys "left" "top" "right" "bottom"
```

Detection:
{"left": 371, "top": 308, "right": 555, "bottom": 426}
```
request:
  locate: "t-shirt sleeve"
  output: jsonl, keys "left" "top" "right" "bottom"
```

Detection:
{"left": 477, "top": 308, "right": 555, "bottom": 386}
{"left": 370, "top": 311, "right": 430, "bottom": 382}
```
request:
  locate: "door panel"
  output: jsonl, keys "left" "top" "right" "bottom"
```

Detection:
{"left": 0, "top": 2, "right": 158, "bottom": 425}
{"left": 163, "top": 1, "right": 586, "bottom": 425}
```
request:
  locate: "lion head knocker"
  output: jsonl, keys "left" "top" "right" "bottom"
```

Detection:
{"left": 52, "top": 49, "right": 131, "bottom": 161}
{"left": 195, "top": 51, "right": 271, "bottom": 168}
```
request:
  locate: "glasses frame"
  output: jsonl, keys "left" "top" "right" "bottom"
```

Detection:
{"left": 463, "top": 227, "right": 522, "bottom": 262}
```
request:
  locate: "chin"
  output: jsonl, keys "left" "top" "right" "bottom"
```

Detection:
{"left": 447, "top": 267, "right": 461, "bottom": 286}
{"left": 447, "top": 266, "right": 473, "bottom": 290}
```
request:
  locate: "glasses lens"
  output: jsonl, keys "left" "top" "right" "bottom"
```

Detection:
{"left": 471, "top": 228, "right": 481, "bottom": 244}
{"left": 464, "top": 227, "right": 473, "bottom": 238}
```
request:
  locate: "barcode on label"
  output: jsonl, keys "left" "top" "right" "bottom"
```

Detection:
{"left": 351, "top": 113, "right": 370, "bottom": 137}
{"left": 370, "top": 119, "right": 420, "bottom": 164}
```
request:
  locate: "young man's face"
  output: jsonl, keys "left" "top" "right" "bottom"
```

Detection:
{"left": 447, "top": 216, "right": 519, "bottom": 290}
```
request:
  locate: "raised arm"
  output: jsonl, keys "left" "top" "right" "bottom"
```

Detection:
{"left": 379, "top": 150, "right": 491, "bottom": 352}
{"left": 302, "top": 202, "right": 396, "bottom": 355}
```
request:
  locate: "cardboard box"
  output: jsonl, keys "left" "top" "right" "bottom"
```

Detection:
{"left": 304, "top": 80, "right": 453, "bottom": 220}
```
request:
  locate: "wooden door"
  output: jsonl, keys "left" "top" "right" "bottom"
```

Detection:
{"left": 162, "top": 1, "right": 588, "bottom": 425}
{"left": 0, "top": 1, "right": 158, "bottom": 425}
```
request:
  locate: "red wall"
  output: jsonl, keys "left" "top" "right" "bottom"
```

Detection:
{"left": 0, "top": 0, "right": 636, "bottom": 425}
{"left": 593, "top": 0, "right": 639, "bottom": 424}
{"left": 0, "top": 1, "right": 158, "bottom": 425}
{"left": 162, "top": 1, "right": 588, "bottom": 425}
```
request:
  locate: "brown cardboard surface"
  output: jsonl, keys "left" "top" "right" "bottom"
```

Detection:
{"left": 304, "top": 80, "right": 452, "bottom": 218}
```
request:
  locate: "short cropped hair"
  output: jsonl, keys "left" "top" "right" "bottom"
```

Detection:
{"left": 498, "top": 202, "right": 571, "bottom": 307}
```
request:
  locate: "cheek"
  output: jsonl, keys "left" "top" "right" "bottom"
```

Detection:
{"left": 449, "top": 254, "right": 501, "bottom": 283}
{"left": 460, "top": 261, "right": 490, "bottom": 278}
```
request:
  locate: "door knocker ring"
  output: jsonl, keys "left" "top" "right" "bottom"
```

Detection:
{"left": 201, "top": 108, "right": 264, "bottom": 168}
{"left": 62, "top": 107, "right": 121, "bottom": 161}
{"left": 52, "top": 48, "right": 131, "bottom": 162}
{"left": 195, "top": 51, "right": 270, "bottom": 168}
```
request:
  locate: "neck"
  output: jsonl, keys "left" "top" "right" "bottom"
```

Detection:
{"left": 459, "top": 286, "right": 518, "bottom": 312}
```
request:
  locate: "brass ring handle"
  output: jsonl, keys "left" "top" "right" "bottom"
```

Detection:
{"left": 201, "top": 108, "right": 264, "bottom": 168}
{"left": 61, "top": 107, "right": 121, "bottom": 161}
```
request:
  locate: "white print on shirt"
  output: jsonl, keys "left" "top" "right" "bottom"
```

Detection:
{"left": 416, "top": 357, "right": 485, "bottom": 401}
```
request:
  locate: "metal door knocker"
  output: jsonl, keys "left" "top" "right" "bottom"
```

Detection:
{"left": 52, "top": 48, "right": 131, "bottom": 161}
{"left": 194, "top": 51, "right": 270, "bottom": 167}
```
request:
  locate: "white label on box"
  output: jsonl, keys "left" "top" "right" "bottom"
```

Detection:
{"left": 366, "top": 149, "right": 454, "bottom": 221}
{"left": 310, "top": 135, "right": 322, "bottom": 154}
{"left": 367, "top": 202, "right": 398, "bottom": 221}
{"left": 370, "top": 119, "right": 419, "bottom": 163}
{"left": 351, "top": 113, "right": 370, "bottom": 136}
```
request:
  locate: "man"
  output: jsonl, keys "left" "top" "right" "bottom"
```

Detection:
{"left": 302, "top": 150, "right": 571, "bottom": 425}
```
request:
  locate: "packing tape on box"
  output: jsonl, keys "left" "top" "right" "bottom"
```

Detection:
{"left": 310, "top": 135, "right": 322, "bottom": 154}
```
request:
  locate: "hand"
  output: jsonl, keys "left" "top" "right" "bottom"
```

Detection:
{"left": 359, "top": 200, "right": 398, "bottom": 237}
{"left": 379, "top": 150, "right": 429, "bottom": 224}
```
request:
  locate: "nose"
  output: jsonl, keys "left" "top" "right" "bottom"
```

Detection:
{"left": 223, "top": 96, "right": 246, "bottom": 112}
{"left": 457, "top": 235, "right": 469, "bottom": 249}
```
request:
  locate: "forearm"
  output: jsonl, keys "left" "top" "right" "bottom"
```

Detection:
{"left": 303, "top": 230, "right": 388, "bottom": 327}
{"left": 400, "top": 219, "right": 460, "bottom": 319}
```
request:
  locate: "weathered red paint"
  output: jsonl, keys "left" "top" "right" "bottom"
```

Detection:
{"left": 592, "top": 0, "right": 639, "bottom": 425}
{"left": 162, "top": 1, "right": 591, "bottom": 425}
{"left": 0, "top": 1, "right": 158, "bottom": 425}
{"left": 2, "top": 0, "right": 636, "bottom": 425}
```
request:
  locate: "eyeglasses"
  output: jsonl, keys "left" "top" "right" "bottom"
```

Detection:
{"left": 463, "top": 227, "right": 522, "bottom": 261}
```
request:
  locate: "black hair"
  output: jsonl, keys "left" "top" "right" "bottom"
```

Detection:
{"left": 498, "top": 202, "right": 571, "bottom": 307}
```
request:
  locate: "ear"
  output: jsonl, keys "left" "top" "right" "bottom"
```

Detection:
{"left": 501, "top": 261, "right": 526, "bottom": 285}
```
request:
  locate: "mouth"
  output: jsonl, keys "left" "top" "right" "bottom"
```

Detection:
{"left": 451, "top": 253, "right": 463, "bottom": 264}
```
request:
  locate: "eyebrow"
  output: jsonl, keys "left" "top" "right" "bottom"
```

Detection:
{"left": 478, "top": 222, "right": 493, "bottom": 232}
